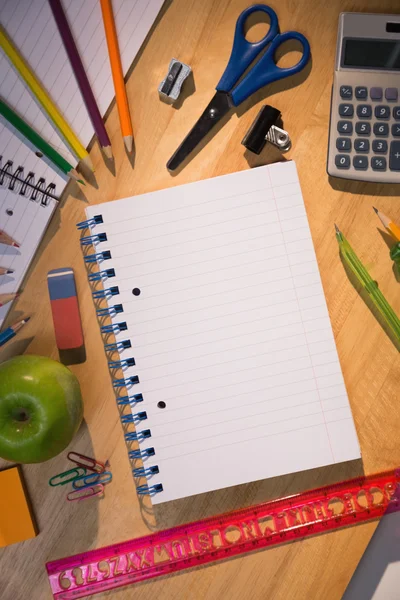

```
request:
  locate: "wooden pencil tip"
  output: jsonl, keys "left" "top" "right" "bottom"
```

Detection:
{"left": 12, "top": 241, "right": 20, "bottom": 248}
{"left": 102, "top": 146, "right": 114, "bottom": 160}
{"left": 69, "top": 169, "right": 86, "bottom": 185}
{"left": 334, "top": 224, "right": 340, "bottom": 234}
{"left": 124, "top": 136, "right": 133, "bottom": 153}
{"left": 372, "top": 206, "right": 378, "bottom": 214}
{"left": 6, "top": 268, "right": 14, "bottom": 274}
{"left": 80, "top": 155, "right": 95, "bottom": 172}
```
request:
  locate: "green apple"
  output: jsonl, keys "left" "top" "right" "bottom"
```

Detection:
{"left": 0, "top": 355, "right": 83, "bottom": 463}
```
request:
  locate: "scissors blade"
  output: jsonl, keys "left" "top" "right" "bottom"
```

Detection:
{"left": 167, "top": 91, "right": 232, "bottom": 171}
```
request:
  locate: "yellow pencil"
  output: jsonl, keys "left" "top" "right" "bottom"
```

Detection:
{"left": 0, "top": 26, "right": 93, "bottom": 171}
{"left": 373, "top": 207, "right": 400, "bottom": 242}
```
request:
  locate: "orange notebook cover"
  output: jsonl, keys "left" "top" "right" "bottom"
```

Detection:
{"left": 0, "top": 466, "right": 37, "bottom": 547}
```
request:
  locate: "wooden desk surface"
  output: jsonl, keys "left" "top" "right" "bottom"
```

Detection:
{"left": 1, "top": 1, "right": 400, "bottom": 599}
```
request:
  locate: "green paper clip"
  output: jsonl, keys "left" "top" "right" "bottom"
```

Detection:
{"left": 49, "top": 467, "right": 87, "bottom": 487}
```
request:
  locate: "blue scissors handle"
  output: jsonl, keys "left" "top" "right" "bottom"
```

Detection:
{"left": 230, "top": 31, "right": 311, "bottom": 106}
{"left": 216, "top": 4, "right": 279, "bottom": 93}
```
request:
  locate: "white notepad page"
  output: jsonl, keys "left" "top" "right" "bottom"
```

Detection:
{"left": 0, "top": 121, "right": 61, "bottom": 325}
{"left": 86, "top": 162, "right": 361, "bottom": 504}
{"left": 0, "top": 0, "right": 165, "bottom": 165}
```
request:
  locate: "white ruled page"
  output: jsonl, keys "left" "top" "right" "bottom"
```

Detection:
{"left": 86, "top": 162, "right": 361, "bottom": 504}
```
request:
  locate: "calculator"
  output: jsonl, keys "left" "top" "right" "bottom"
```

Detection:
{"left": 327, "top": 13, "right": 400, "bottom": 183}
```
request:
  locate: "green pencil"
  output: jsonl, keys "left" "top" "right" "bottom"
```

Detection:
{"left": 335, "top": 224, "right": 400, "bottom": 344}
{"left": 0, "top": 98, "right": 85, "bottom": 184}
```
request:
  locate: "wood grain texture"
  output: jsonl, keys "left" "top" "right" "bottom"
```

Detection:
{"left": 1, "top": 1, "right": 400, "bottom": 599}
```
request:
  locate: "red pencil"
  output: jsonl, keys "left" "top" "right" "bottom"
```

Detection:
{"left": 49, "top": 0, "right": 113, "bottom": 159}
{"left": 0, "top": 230, "right": 20, "bottom": 248}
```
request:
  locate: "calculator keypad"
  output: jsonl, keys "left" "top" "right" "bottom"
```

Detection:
{"left": 331, "top": 82, "right": 400, "bottom": 181}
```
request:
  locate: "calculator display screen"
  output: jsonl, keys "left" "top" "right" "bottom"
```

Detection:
{"left": 342, "top": 38, "right": 400, "bottom": 70}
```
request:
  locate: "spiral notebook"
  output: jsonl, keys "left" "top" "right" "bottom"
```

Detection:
{"left": 78, "top": 162, "right": 361, "bottom": 504}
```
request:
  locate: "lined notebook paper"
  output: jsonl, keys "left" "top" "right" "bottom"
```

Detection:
{"left": 0, "top": 0, "right": 165, "bottom": 165}
{"left": 84, "top": 162, "right": 361, "bottom": 504}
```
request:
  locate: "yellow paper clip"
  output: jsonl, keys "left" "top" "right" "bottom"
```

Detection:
{"left": 49, "top": 467, "right": 87, "bottom": 487}
{"left": 72, "top": 471, "right": 112, "bottom": 490}
{"left": 67, "top": 484, "right": 104, "bottom": 502}
{"left": 67, "top": 451, "right": 106, "bottom": 473}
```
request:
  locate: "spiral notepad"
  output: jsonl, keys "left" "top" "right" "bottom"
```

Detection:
{"left": 78, "top": 162, "right": 361, "bottom": 505}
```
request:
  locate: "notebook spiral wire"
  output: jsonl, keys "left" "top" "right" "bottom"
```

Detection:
{"left": 77, "top": 215, "right": 163, "bottom": 497}
{"left": 0, "top": 156, "right": 58, "bottom": 205}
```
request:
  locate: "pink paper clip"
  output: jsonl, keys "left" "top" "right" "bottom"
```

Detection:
{"left": 67, "top": 451, "right": 106, "bottom": 473}
{"left": 67, "top": 484, "right": 104, "bottom": 502}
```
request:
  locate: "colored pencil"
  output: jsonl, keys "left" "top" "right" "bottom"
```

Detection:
{"left": 0, "top": 26, "right": 93, "bottom": 171}
{"left": 49, "top": 0, "right": 113, "bottom": 159}
{"left": 0, "top": 317, "right": 30, "bottom": 347}
{"left": 100, "top": 0, "right": 133, "bottom": 153}
{"left": 0, "top": 267, "right": 14, "bottom": 275}
{"left": 373, "top": 207, "right": 400, "bottom": 242}
{"left": 0, "top": 231, "right": 20, "bottom": 248}
{"left": 0, "top": 293, "right": 19, "bottom": 307}
{"left": 0, "top": 98, "right": 85, "bottom": 184}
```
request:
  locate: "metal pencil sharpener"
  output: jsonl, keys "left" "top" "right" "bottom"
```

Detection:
{"left": 159, "top": 59, "right": 191, "bottom": 104}
{"left": 242, "top": 105, "right": 291, "bottom": 155}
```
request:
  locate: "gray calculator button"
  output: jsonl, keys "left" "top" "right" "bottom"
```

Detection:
{"left": 340, "top": 86, "right": 352, "bottom": 99}
{"left": 353, "top": 156, "right": 368, "bottom": 170}
{"left": 370, "top": 87, "right": 383, "bottom": 100}
{"left": 371, "top": 157, "right": 387, "bottom": 171}
{"left": 355, "top": 122, "right": 371, "bottom": 135}
{"left": 355, "top": 86, "right": 368, "bottom": 99}
{"left": 373, "top": 122, "right": 389, "bottom": 137}
{"left": 372, "top": 140, "right": 388, "bottom": 153}
{"left": 385, "top": 88, "right": 398, "bottom": 101}
{"left": 390, "top": 141, "right": 400, "bottom": 170}
{"left": 354, "top": 139, "right": 369, "bottom": 152}
{"left": 339, "top": 103, "right": 354, "bottom": 117}
{"left": 337, "top": 120, "right": 353, "bottom": 135}
{"left": 374, "top": 105, "right": 390, "bottom": 119}
{"left": 336, "top": 137, "right": 351, "bottom": 151}
{"left": 393, "top": 107, "right": 400, "bottom": 120}
{"left": 357, "top": 104, "right": 372, "bottom": 118}
{"left": 335, "top": 154, "right": 350, "bottom": 169}
{"left": 392, "top": 124, "right": 400, "bottom": 137}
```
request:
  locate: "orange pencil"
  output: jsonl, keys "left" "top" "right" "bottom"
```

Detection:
{"left": 0, "top": 293, "right": 18, "bottom": 307}
{"left": 100, "top": 0, "right": 133, "bottom": 153}
{"left": 0, "top": 231, "right": 20, "bottom": 248}
{"left": 373, "top": 207, "right": 400, "bottom": 242}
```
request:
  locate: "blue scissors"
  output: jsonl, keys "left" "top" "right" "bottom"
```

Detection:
{"left": 167, "top": 4, "right": 310, "bottom": 171}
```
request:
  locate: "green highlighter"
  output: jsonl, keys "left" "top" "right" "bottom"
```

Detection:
{"left": 335, "top": 225, "right": 400, "bottom": 345}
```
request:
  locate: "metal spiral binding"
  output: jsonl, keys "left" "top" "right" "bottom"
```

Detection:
{"left": 88, "top": 268, "right": 115, "bottom": 282}
{"left": 108, "top": 357, "right": 135, "bottom": 369}
{"left": 97, "top": 303, "right": 124, "bottom": 317}
{"left": 129, "top": 448, "right": 155, "bottom": 459}
{"left": 0, "top": 157, "right": 58, "bottom": 205}
{"left": 92, "top": 286, "right": 119, "bottom": 300}
{"left": 100, "top": 321, "right": 127, "bottom": 334}
{"left": 84, "top": 250, "right": 112, "bottom": 263}
{"left": 137, "top": 483, "right": 163, "bottom": 496}
{"left": 105, "top": 339, "right": 131, "bottom": 351}
{"left": 133, "top": 465, "right": 159, "bottom": 477}
{"left": 121, "top": 411, "right": 147, "bottom": 425}
{"left": 80, "top": 232, "right": 108, "bottom": 246}
{"left": 77, "top": 214, "right": 163, "bottom": 499}
{"left": 125, "top": 429, "right": 152, "bottom": 443}
{"left": 113, "top": 375, "right": 139, "bottom": 387}
{"left": 116, "top": 393, "right": 143, "bottom": 406}
{"left": 76, "top": 215, "right": 103, "bottom": 230}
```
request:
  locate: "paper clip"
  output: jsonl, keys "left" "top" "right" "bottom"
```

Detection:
{"left": 49, "top": 467, "right": 87, "bottom": 487}
{"left": 67, "top": 484, "right": 104, "bottom": 502}
{"left": 67, "top": 451, "right": 106, "bottom": 474}
{"left": 72, "top": 471, "right": 113, "bottom": 490}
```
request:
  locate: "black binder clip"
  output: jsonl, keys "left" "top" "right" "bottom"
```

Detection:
{"left": 159, "top": 59, "right": 191, "bottom": 103}
{"left": 241, "top": 105, "right": 291, "bottom": 155}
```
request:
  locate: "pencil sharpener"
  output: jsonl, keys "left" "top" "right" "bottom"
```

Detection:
{"left": 242, "top": 105, "right": 291, "bottom": 154}
{"left": 159, "top": 59, "right": 191, "bottom": 103}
